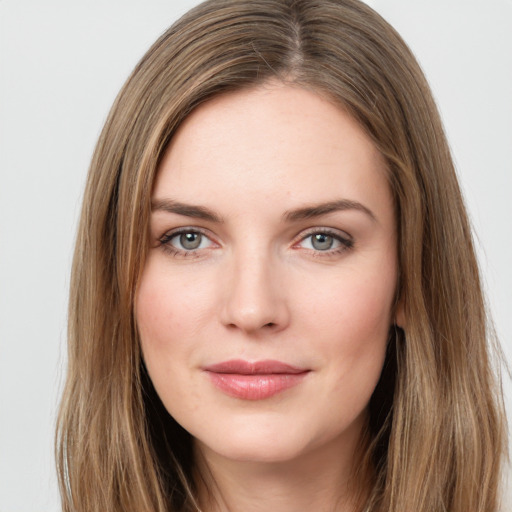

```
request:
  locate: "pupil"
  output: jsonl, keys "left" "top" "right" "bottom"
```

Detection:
{"left": 312, "top": 233, "right": 333, "bottom": 250}
{"left": 180, "top": 232, "right": 201, "bottom": 250}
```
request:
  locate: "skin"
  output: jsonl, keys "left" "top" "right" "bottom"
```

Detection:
{"left": 136, "top": 81, "right": 402, "bottom": 511}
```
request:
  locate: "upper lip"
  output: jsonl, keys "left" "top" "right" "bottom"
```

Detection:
{"left": 203, "top": 359, "right": 308, "bottom": 375}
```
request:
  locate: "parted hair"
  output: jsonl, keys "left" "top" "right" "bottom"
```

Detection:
{"left": 55, "top": 0, "right": 507, "bottom": 511}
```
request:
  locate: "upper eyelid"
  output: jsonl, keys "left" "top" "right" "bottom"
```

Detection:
{"left": 160, "top": 226, "right": 215, "bottom": 240}
{"left": 294, "top": 226, "right": 353, "bottom": 242}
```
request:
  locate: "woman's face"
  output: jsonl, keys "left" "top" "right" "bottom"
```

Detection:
{"left": 136, "top": 82, "right": 399, "bottom": 465}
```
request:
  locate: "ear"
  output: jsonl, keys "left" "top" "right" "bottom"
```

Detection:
{"left": 394, "top": 296, "right": 406, "bottom": 329}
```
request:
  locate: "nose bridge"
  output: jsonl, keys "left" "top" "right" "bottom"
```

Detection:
{"left": 220, "top": 242, "right": 288, "bottom": 333}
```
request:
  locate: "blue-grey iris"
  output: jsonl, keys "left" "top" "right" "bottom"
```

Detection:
{"left": 312, "top": 233, "right": 334, "bottom": 250}
{"left": 180, "top": 232, "right": 202, "bottom": 250}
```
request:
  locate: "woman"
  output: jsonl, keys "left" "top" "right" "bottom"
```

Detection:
{"left": 55, "top": 0, "right": 508, "bottom": 510}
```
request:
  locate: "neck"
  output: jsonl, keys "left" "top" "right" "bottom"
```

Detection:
{"left": 193, "top": 418, "right": 372, "bottom": 512}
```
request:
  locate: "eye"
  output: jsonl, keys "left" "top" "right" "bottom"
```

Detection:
{"left": 296, "top": 230, "right": 353, "bottom": 253}
{"left": 174, "top": 232, "right": 207, "bottom": 250}
{"left": 159, "top": 229, "right": 214, "bottom": 255}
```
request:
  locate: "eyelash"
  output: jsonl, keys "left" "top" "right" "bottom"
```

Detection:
{"left": 293, "top": 228, "right": 354, "bottom": 257}
{"left": 158, "top": 227, "right": 215, "bottom": 258}
{"left": 157, "top": 227, "right": 354, "bottom": 259}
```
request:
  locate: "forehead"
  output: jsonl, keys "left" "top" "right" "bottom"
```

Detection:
{"left": 153, "top": 82, "right": 391, "bottom": 220}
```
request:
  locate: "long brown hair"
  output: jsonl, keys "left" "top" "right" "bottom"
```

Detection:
{"left": 56, "top": 0, "right": 508, "bottom": 510}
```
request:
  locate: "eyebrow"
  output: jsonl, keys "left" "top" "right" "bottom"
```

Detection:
{"left": 151, "top": 198, "right": 376, "bottom": 224}
{"left": 283, "top": 199, "right": 376, "bottom": 223}
{"left": 151, "top": 199, "right": 223, "bottom": 223}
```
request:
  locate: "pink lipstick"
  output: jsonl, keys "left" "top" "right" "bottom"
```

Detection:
{"left": 203, "top": 360, "right": 309, "bottom": 400}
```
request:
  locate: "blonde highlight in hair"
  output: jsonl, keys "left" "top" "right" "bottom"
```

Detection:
{"left": 56, "top": 1, "right": 507, "bottom": 510}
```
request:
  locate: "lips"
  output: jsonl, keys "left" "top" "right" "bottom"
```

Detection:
{"left": 203, "top": 359, "right": 310, "bottom": 400}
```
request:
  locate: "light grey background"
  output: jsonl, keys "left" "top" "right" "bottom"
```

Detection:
{"left": 0, "top": 1, "right": 510, "bottom": 510}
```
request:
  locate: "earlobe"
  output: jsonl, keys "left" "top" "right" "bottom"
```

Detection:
{"left": 394, "top": 298, "right": 406, "bottom": 329}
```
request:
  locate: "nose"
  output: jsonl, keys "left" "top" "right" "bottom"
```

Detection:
{"left": 219, "top": 250, "right": 290, "bottom": 335}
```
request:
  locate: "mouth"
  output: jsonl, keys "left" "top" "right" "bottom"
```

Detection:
{"left": 203, "top": 359, "right": 310, "bottom": 400}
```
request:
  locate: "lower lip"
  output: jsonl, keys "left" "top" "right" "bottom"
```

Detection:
{"left": 206, "top": 372, "right": 309, "bottom": 400}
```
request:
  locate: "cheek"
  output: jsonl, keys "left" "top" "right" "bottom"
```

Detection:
{"left": 300, "top": 260, "right": 396, "bottom": 403}
{"left": 135, "top": 260, "right": 189, "bottom": 383}
{"left": 136, "top": 263, "right": 205, "bottom": 416}
{"left": 326, "top": 287, "right": 391, "bottom": 380}
{"left": 303, "top": 260, "right": 396, "bottom": 342}
{"left": 342, "top": 275, "right": 394, "bottom": 344}
{"left": 135, "top": 256, "right": 221, "bottom": 400}
{"left": 136, "top": 260, "right": 209, "bottom": 351}
{"left": 137, "top": 280, "right": 174, "bottom": 352}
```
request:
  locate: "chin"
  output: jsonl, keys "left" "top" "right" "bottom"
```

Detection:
{"left": 193, "top": 416, "right": 349, "bottom": 467}
{"left": 198, "top": 435, "right": 311, "bottom": 464}
{"left": 187, "top": 400, "right": 371, "bottom": 470}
